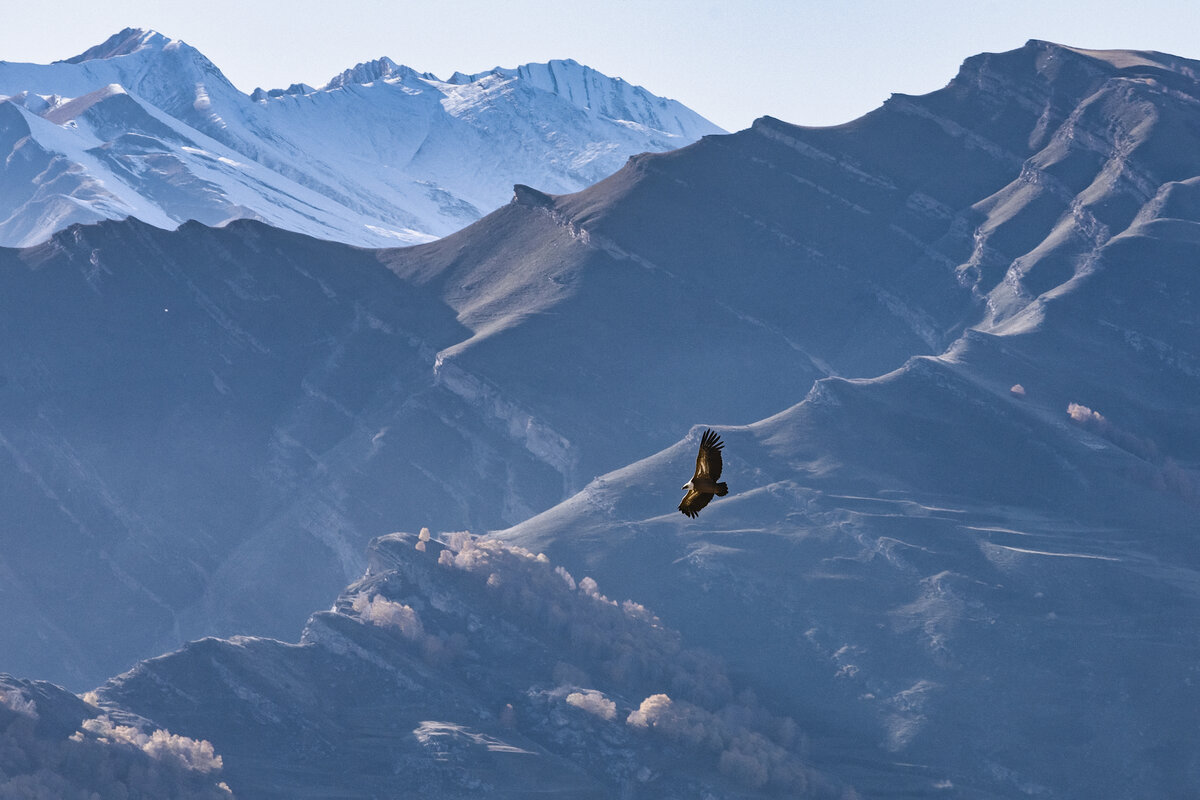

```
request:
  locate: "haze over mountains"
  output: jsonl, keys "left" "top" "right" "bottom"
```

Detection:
{"left": 0, "top": 27, "right": 722, "bottom": 248}
{"left": 2, "top": 37, "right": 1199, "bottom": 798}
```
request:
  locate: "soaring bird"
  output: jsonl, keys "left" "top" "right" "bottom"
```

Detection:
{"left": 679, "top": 429, "right": 728, "bottom": 518}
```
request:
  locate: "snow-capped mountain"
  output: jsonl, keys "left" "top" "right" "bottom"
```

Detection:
{"left": 0, "top": 27, "right": 723, "bottom": 248}
{"left": 3, "top": 38, "right": 1200, "bottom": 798}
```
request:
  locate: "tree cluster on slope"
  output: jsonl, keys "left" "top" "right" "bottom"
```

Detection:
{"left": 628, "top": 693, "right": 808, "bottom": 792}
{"left": 0, "top": 684, "right": 230, "bottom": 800}
{"left": 399, "top": 531, "right": 821, "bottom": 793}
{"left": 1067, "top": 401, "right": 1200, "bottom": 501}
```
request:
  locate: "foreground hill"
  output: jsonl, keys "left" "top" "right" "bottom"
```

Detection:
{"left": 77, "top": 532, "right": 845, "bottom": 798}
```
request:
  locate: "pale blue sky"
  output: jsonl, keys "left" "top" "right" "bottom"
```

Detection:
{"left": 3, "top": 0, "right": 1198, "bottom": 131}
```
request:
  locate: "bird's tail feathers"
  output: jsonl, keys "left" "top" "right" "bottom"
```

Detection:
{"left": 715, "top": 482, "right": 728, "bottom": 496}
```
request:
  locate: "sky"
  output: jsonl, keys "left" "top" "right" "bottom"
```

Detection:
{"left": 2, "top": 0, "right": 1199, "bottom": 132}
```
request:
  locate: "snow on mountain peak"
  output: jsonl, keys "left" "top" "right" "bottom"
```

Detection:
{"left": 60, "top": 27, "right": 172, "bottom": 64}
{"left": 249, "top": 82, "right": 317, "bottom": 101}
{"left": 53, "top": 27, "right": 231, "bottom": 95}
{"left": 325, "top": 55, "right": 398, "bottom": 88}
{"left": 0, "top": 34, "right": 724, "bottom": 248}
{"left": 490, "top": 58, "right": 719, "bottom": 137}
{"left": 476, "top": 60, "right": 650, "bottom": 105}
{"left": 322, "top": 56, "right": 433, "bottom": 90}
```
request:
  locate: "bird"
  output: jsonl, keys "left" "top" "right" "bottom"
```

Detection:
{"left": 679, "top": 429, "right": 728, "bottom": 518}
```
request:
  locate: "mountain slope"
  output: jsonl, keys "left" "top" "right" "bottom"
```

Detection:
{"left": 0, "top": 218, "right": 555, "bottom": 686}
{"left": 88, "top": 532, "right": 839, "bottom": 798}
{"left": 377, "top": 39, "right": 1200, "bottom": 492}
{"left": 0, "top": 28, "right": 724, "bottom": 248}
{"left": 500, "top": 272, "right": 1200, "bottom": 796}
{"left": 497, "top": 41, "right": 1200, "bottom": 798}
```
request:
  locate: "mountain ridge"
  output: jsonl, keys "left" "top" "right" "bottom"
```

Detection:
{"left": 492, "top": 38, "right": 1200, "bottom": 795}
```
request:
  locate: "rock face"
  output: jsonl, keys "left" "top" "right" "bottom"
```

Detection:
{"left": 0, "top": 28, "right": 724, "bottom": 248}
{"left": 2, "top": 38, "right": 1200, "bottom": 798}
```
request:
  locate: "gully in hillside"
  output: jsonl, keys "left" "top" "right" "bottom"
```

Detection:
{"left": 679, "top": 429, "right": 729, "bottom": 518}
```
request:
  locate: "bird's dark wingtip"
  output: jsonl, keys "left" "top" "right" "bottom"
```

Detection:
{"left": 700, "top": 428, "right": 723, "bottom": 451}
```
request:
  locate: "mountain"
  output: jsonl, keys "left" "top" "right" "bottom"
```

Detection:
{"left": 0, "top": 27, "right": 724, "bottom": 248}
{"left": 2, "top": 38, "right": 1200, "bottom": 797}
{"left": 0, "top": 216, "right": 572, "bottom": 687}
{"left": 495, "top": 41, "right": 1200, "bottom": 797}
{"left": 76, "top": 531, "right": 845, "bottom": 798}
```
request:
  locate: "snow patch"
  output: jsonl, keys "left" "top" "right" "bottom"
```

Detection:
{"left": 413, "top": 721, "right": 535, "bottom": 755}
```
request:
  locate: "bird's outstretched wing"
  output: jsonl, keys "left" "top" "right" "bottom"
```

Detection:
{"left": 679, "top": 489, "right": 713, "bottom": 518}
{"left": 680, "top": 429, "right": 725, "bottom": 518}
{"left": 694, "top": 428, "right": 724, "bottom": 481}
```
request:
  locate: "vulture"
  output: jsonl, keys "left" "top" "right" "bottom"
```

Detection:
{"left": 679, "top": 429, "right": 728, "bottom": 518}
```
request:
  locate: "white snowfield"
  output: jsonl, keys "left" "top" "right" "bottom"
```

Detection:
{"left": 0, "top": 27, "right": 724, "bottom": 248}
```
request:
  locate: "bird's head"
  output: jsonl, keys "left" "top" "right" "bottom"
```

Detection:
{"left": 681, "top": 480, "right": 694, "bottom": 491}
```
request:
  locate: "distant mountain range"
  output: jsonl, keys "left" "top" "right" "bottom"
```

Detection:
{"left": 0, "top": 27, "right": 723, "bottom": 248}
{"left": 2, "top": 38, "right": 1200, "bottom": 799}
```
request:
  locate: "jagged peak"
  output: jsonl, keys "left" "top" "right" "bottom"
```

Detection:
{"left": 53, "top": 28, "right": 237, "bottom": 100}
{"left": 458, "top": 58, "right": 592, "bottom": 83}
{"left": 439, "top": 58, "right": 724, "bottom": 134}
{"left": 54, "top": 27, "right": 235, "bottom": 96}
{"left": 441, "top": 59, "right": 619, "bottom": 92}
{"left": 322, "top": 57, "right": 434, "bottom": 90}
{"left": 442, "top": 58, "right": 655, "bottom": 100}
{"left": 250, "top": 83, "right": 317, "bottom": 102}
{"left": 60, "top": 28, "right": 173, "bottom": 64}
